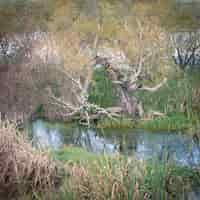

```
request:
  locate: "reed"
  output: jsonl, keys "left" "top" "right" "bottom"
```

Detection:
{"left": 0, "top": 118, "right": 63, "bottom": 199}
{"left": 56, "top": 153, "right": 199, "bottom": 200}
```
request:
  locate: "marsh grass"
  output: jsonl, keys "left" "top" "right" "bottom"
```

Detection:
{"left": 59, "top": 156, "right": 147, "bottom": 200}
{"left": 0, "top": 118, "right": 63, "bottom": 199}
{"left": 135, "top": 72, "right": 200, "bottom": 131}
{"left": 53, "top": 149, "right": 199, "bottom": 200}
{"left": 137, "top": 72, "right": 200, "bottom": 116}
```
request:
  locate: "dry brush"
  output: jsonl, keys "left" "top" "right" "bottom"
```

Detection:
{"left": 0, "top": 118, "right": 63, "bottom": 199}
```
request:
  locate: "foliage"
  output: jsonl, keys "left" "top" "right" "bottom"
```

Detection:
{"left": 35, "top": 104, "right": 45, "bottom": 117}
{"left": 88, "top": 68, "right": 117, "bottom": 108}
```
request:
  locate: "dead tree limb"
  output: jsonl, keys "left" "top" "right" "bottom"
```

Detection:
{"left": 48, "top": 62, "right": 122, "bottom": 127}
{"left": 48, "top": 20, "right": 167, "bottom": 126}
{"left": 139, "top": 78, "right": 167, "bottom": 92}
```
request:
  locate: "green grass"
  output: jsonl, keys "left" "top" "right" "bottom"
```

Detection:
{"left": 97, "top": 113, "right": 198, "bottom": 132}
{"left": 97, "top": 117, "right": 135, "bottom": 129}
{"left": 52, "top": 147, "right": 101, "bottom": 163}
{"left": 137, "top": 113, "right": 196, "bottom": 132}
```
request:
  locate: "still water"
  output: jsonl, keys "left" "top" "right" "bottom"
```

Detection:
{"left": 32, "top": 119, "right": 200, "bottom": 168}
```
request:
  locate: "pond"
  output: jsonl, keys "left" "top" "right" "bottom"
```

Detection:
{"left": 31, "top": 119, "right": 200, "bottom": 168}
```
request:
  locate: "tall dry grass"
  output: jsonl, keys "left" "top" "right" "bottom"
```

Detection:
{"left": 0, "top": 118, "right": 63, "bottom": 199}
{"left": 61, "top": 157, "right": 148, "bottom": 200}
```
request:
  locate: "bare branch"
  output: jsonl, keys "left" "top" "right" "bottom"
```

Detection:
{"left": 140, "top": 78, "right": 167, "bottom": 92}
{"left": 49, "top": 94, "right": 78, "bottom": 111}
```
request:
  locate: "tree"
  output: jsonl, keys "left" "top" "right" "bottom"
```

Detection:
{"left": 48, "top": 22, "right": 167, "bottom": 126}
{"left": 171, "top": 30, "right": 200, "bottom": 70}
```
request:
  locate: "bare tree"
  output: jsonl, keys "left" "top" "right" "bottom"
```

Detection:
{"left": 171, "top": 30, "right": 200, "bottom": 70}
{"left": 94, "top": 19, "right": 168, "bottom": 118}
{"left": 46, "top": 23, "right": 167, "bottom": 126}
{"left": 45, "top": 31, "right": 122, "bottom": 126}
{"left": 95, "top": 50, "right": 167, "bottom": 118}
{"left": 49, "top": 66, "right": 122, "bottom": 127}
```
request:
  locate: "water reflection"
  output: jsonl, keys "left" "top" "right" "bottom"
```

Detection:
{"left": 32, "top": 120, "right": 200, "bottom": 167}
{"left": 32, "top": 120, "right": 63, "bottom": 148}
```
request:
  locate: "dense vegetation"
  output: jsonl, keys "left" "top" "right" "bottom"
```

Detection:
{"left": 0, "top": 0, "right": 200, "bottom": 199}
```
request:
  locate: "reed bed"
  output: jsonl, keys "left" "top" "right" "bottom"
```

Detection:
{"left": 57, "top": 153, "right": 198, "bottom": 200}
{"left": 0, "top": 119, "right": 62, "bottom": 199}
{"left": 60, "top": 157, "right": 149, "bottom": 200}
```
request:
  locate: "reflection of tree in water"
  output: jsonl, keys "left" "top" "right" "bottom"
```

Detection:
{"left": 64, "top": 127, "right": 139, "bottom": 154}
{"left": 187, "top": 134, "right": 200, "bottom": 166}
{"left": 71, "top": 128, "right": 119, "bottom": 153}
{"left": 118, "top": 134, "right": 137, "bottom": 154}
{"left": 32, "top": 120, "right": 200, "bottom": 167}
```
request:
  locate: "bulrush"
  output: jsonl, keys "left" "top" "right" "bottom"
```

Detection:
{"left": 0, "top": 118, "right": 63, "bottom": 199}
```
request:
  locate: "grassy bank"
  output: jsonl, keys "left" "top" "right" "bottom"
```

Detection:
{"left": 52, "top": 147, "right": 101, "bottom": 163}
{"left": 97, "top": 114, "right": 198, "bottom": 131}
{"left": 136, "top": 113, "right": 198, "bottom": 132}
{"left": 97, "top": 117, "right": 135, "bottom": 129}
